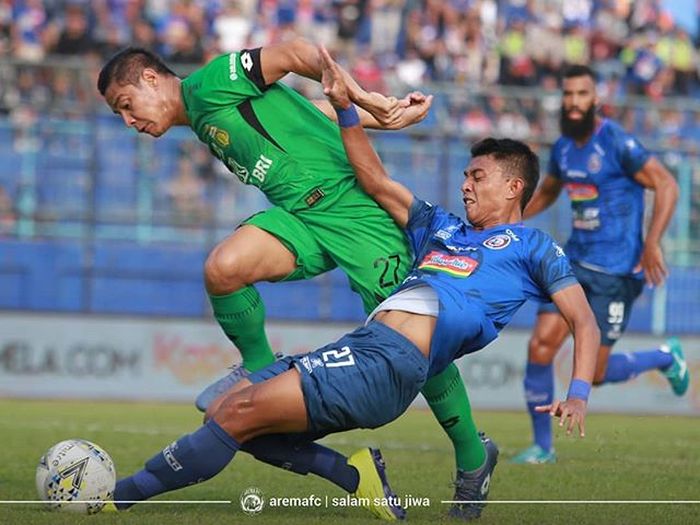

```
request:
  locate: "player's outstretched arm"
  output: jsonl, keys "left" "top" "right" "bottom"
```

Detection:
{"left": 319, "top": 45, "right": 413, "bottom": 228}
{"left": 632, "top": 157, "right": 679, "bottom": 286}
{"left": 258, "top": 37, "right": 405, "bottom": 127}
{"left": 523, "top": 175, "right": 563, "bottom": 219}
{"left": 537, "top": 283, "right": 599, "bottom": 437}
{"left": 312, "top": 90, "right": 433, "bottom": 130}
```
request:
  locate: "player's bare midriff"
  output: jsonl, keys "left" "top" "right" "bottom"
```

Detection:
{"left": 373, "top": 310, "right": 436, "bottom": 358}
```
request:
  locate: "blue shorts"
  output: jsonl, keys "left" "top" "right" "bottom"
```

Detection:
{"left": 248, "top": 321, "right": 429, "bottom": 434}
{"left": 538, "top": 263, "right": 644, "bottom": 346}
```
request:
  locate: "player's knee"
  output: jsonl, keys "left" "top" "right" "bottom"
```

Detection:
{"left": 204, "top": 381, "right": 251, "bottom": 422}
{"left": 204, "top": 246, "right": 251, "bottom": 294}
{"left": 527, "top": 336, "right": 556, "bottom": 365}
{"left": 211, "top": 386, "right": 265, "bottom": 443}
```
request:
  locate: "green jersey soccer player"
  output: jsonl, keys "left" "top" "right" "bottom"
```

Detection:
{"left": 98, "top": 40, "right": 488, "bottom": 515}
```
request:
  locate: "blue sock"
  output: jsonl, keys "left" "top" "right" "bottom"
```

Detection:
{"left": 242, "top": 435, "right": 359, "bottom": 492}
{"left": 524, "top": 362, "right": 554, "bottom": 452}
{"left": 602, "top": 350, "right": 673, "bottom": 384}
{"left": 114, "top": 419, "right": 239, "bottom": 509}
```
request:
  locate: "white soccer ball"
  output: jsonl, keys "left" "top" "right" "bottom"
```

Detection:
{"left": 36, "top": 439, "right": 116, "bottom": 514}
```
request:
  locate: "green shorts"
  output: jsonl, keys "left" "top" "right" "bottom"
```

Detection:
{"left": 243, "top": 185, "right": 411, "bottom": 313}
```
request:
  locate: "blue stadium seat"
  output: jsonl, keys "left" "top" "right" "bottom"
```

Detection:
{"left": 94, "top": 184, "right": 138, "bottom": 211}
{"left": 35, "top": 169, "right": 88, "bottom": 210}
{"left": 626, "top": 286, "right": 653, "bottom": 333}
{"left": 0, "top": 239, "right": 84, "bottom": 310}
{"left": 0, "top": 152, "right": 22, "bottom": 177}
{"left": 666, "top": 266, "right": 700, "bottom": 334}
{"left": 328, "top": 268, "right": 365, "bottom": 322}
{"left": 258, "top": 280, "right": 323, "bottom": 320}
{"left": 0, "top": 126, "right": 14, "bottom": 153}
{"left": 89, "top": 241, "right": 208, "bottom": 316}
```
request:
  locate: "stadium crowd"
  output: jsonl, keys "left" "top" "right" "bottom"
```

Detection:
{"left": 1, "top": 1, "right": 700, "bottom": 96}
{"left": 0, "top": 0, "right": 699, "bottom": 240}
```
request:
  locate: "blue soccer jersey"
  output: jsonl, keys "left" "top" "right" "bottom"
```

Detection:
{"left": 548, "top": 118, "right": 650, "bottom": 276}
{"left": 397, "top": 198, "right": 578, "bottom": 376}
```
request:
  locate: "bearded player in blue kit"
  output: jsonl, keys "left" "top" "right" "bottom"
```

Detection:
{"left": 512, "top": 64, "right": 689, "bottom": 465}
{"left": 102, "top": 48, "right": 600, "bottom": 521}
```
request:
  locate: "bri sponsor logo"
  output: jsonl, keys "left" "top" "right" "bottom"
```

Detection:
{"left": 419, "top": 251, "right": 478, "bottom": 277}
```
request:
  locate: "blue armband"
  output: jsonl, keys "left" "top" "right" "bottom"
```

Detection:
{"left": 567, "top": 379, "right": 591, "bottom": 401}
{"left": 336, "top": 105, "right": 360, "bottom": 128}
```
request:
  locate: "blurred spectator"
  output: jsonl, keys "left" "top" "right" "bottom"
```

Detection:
{"left": 368, "top": 0, "right": 403, "bottom": 56}
{"left": 623, "top": 33, "right": 664, "bottom": 97}
{"left": 12, "top": 0, "right": 47, "bottom": 61}
{"left": 335, "top": 0, "right": 369, "bottom": 59}
{"left": 213, "top": 0, "right": 252, "bottom": 52}
{"left": 499, "top": 18, "right": 536, "bottom": 86}
{"left": 165, "top": 153, "right": 210, "bottom": 227}
{"left": 131, "top": 17, "right": 158, "bottom": 50}
{"left": 395, "top": 48, "right": 426, "bottom": 87}
{"left": 350, "top": 47, "right": 386, "bottom": 93}
{"left": 668, "top": 29, "right": 697, "bottom": 95}
{"left": 562, "top": 24, "right": 590, "bottom": 65}
{"left": 0, "top": 183, "right": 15, "bottom": 234}
{"left": 461, "top": 106, "right": 492, "bottom": 137}
{"left": 0, "top": 0, "right": 11, "bottom": 57}
{"left": 166, "top": 22, "right": 204, "bottom": 64}
{"left": 0, "top": 0, "right": 699, "bottom": 97}
{"left": 46, "top": 4, "right": 96, "bottom": 56}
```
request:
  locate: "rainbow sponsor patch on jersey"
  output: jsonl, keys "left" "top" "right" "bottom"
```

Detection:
{"left": 418, "top": 251, "right": 478, "bottom": 277}
{"left": 565, "top": 182, "right": 599, "bottom": 202}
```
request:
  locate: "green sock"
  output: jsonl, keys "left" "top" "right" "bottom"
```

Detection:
{"left": 421, "top": 362, "right": 485, "bottom": 471}
{"left": 209, "top": 286, "right": 276, "bottom": 372}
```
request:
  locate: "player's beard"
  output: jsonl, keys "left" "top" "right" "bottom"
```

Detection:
{"left": 559, "top": 104, "right": 596, "bottom": 141}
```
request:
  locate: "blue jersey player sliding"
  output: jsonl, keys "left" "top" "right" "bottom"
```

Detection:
{"left": 512, "top": 64, "right": 689, "bottom": 465}
{"left": 102, "top": 48, "right": 600, "bottom": 520}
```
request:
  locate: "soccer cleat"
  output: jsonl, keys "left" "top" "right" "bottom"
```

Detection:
{"left": 195, "top": 352, "right": 284, "bottom": 412}
{"left": 347, "top": 448, "right": 406, "bottom": 521}
{"left": 448, "top": 434, "right": 499, "bottom": 520}
{"left": 509, "top": 444, "right": 557, "bottom": 465}
{"left": 661, "top": 337, "right": 689, "bottom": 396}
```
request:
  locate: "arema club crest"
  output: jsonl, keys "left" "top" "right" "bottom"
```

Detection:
{"left": 240, "top": 486, "right": 265, "bottom": 515}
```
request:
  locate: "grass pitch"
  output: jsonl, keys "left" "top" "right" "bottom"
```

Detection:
{"left": 0, "top": 399, "right": 698, "bottom": 525}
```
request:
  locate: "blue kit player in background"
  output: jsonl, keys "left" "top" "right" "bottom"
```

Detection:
{"left": 512, "top": 64, "right": 690, "bottom": 465}
{"left": 103, "top": 47, "right": 600, "bottom": 521}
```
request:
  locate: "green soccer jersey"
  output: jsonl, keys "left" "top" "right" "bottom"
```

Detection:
{"left": 181, "top": 48, "right": 357, "bottom": 211}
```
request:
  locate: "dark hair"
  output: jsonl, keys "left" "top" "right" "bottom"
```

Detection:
{"left": 470, "top": 137, "right": 540, "bottom": 212}
{"left": 561, "top": 64, "right": 597, "bottom": 82}
{"left": 97, "top": 47, "right": 177, "bottom": 96}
